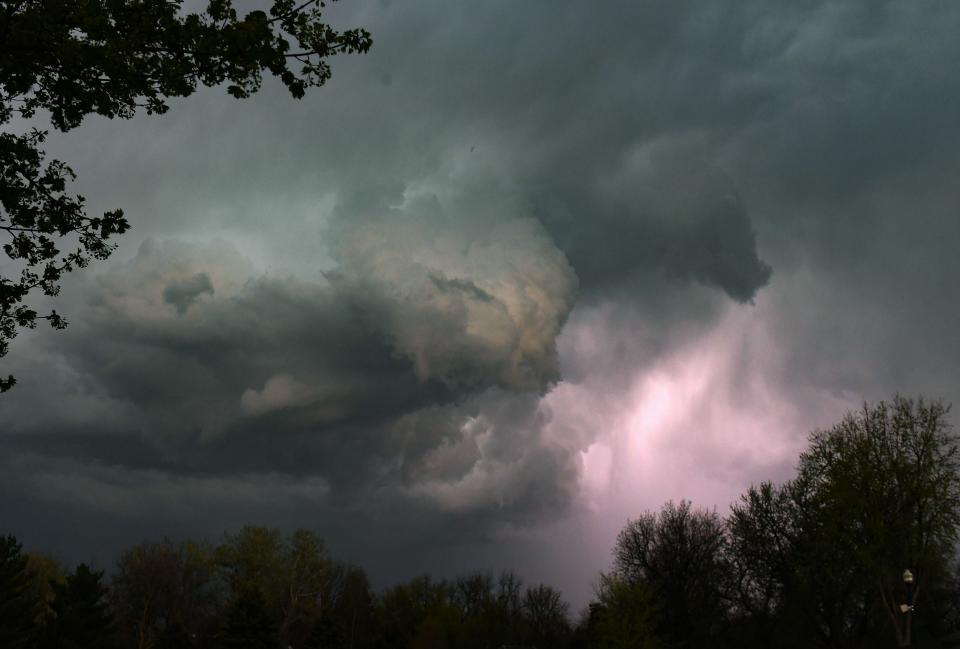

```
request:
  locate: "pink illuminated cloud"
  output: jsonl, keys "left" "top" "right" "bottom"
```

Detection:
{"left": 519, "top": 288, "right": 860, "bottom": 605}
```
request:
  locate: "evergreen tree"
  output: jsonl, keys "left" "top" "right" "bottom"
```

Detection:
{"left": 304, "top": 613, "right": 342, "bottom": 649}
{"left": 156, "top": 621, "right": 194, "bottom": 649}
{"left": 0, "top": 535, "right": 39, "bottom": 649}
{"left": 220, "top": 588, "right": 279, "bottom": 649}
{"left": 41, "top": 563, "right": 115, "bottom": 649}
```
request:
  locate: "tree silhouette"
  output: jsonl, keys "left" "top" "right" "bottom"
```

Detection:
{"left": 0, "top": 0, "right": 372, "bottom": 391}
{"left": 215, "top": 526, "right": 339, "bottom": 647}
{"left": 521, "top": 583, "right": 571, "bottom": 647}
{"left": 22, "top": 553, "right": 63, "bottom": 630}
{"left": 612, "top": 500, "right": 728, "bottom": 648}
{"left": 0, "top": 535, "right": 39, "bottom": 649}
{"left": 583, "top": 575, "right": 659, "bottom": 649}
{"left": 111, "top": 539, "right": 220, "bottom": 649}
{"left": 41, "top": 563, "right": 116, "bottom": 649}
{"left": 219, "top": 588, "right": 279, "bottom": 649}
{"left": 728, "top": 396, "right": 960, "bottom": 648}
{"left": 304, "top": 612, "right": 343, "bottom": 649}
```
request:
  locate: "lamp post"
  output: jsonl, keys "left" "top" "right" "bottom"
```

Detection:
{"left": 899, "top": 569, "right": 915, "bottom": 648}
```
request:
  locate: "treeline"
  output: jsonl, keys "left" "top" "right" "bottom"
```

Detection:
{"left": 0, "top": 528, "right": 569, "bottom": 649}
{"left": 2, "top": 396, "right": 960, "bottom": 648}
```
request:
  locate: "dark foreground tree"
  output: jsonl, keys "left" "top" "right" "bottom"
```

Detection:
{"left": 304, "top": 612, "right": 342, "bottom": 649}
{"left": 578, "top": 574, "right": 659, "bottom": 649}
{"left": 216, "top": 526, "right": 340, "bottom": 647}
{"left": 23, "top": 553, "right": 63, "bottom": 628}
{"left": 41, "top": 563, "right": 115, "bottom": 649}
{"left": 725, "top": 480, "right": 805, "bottom": 648}
{"left": 373, "top": 575, "right": 452, "bottom": 649}
{"left": 220, "top": 587, "right": 279, "bottom": 649}
{"left": 0, "top": 535, "right": 39, "bottom": 649}
{"left": 0, "top": 0, "right": 372, "bottom": 391}
{"left": 728, "top": 396, "right": 960, "bottom": 648}
{"left": 111, "top": 539, "right": 220, "bottom": 649}
{"left": 612, "top": 500, "right": 728, "bottom": 648}
{"left": 521, "top": 583, "right": 572, "bottom": 647}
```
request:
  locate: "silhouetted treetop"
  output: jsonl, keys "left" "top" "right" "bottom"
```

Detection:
{"left": 0, "top": 535, "right": 40, "bottom": 649}
{"left": 0, "top": 0, "right": 372, "bottom": 129}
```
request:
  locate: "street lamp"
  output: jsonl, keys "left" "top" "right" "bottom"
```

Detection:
{"left": 899, "top": 569, "right": 915, "bottom": 648}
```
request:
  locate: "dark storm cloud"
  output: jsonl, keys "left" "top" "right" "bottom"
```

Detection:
{"left": 334, "top": 0, "right": 777, "bottom": 302}
{"left": 3, "top": 0, "right": 960, "bottom": 603}
{"left": 35, "top": 0, "right": 777, "bottom": 301}
{"left": 1, "top": 180, "right": 579, "bottom": 511}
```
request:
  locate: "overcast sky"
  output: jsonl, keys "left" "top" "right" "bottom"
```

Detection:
{"left": 3, "top": 0, "right": 960, "bottom": 611}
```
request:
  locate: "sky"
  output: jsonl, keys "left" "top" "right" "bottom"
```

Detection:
{"left": 2, "top": 0, "right": 960, "bottom": 612}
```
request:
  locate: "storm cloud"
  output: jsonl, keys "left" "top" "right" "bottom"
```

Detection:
{"left": 2, "top": 0, "right": 959, "bottom": 606}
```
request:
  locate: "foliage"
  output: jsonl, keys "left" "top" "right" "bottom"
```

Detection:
{"left": 0, "top": 127, "right": 122, "bottom": 393}
{"left": 328, "top": 564, "right": 374, "bottom": 649}
{"left": 799, "top": 397, "right": 960, "bottom": 644}
{"left": 216, "top": 526, "right": 343, "bottom": 647}
{"left": 23, "top": 553, "right": 64, "bottom": 628}
{"left": 372, "top": 570, "right": 572, "bottom": 649}
{"left": 0, "top": 535, "right": 39, "bottom": 649}
{"left": 580, "top": 574, "right": 659, "bottom": 649}
{"left": 728, "top": 396, "right": 960, "bottom": 648}
{"left": 373, "top": 574, "right": 452, "bottom": 648}
{"left": 303, "top": 612, "right": 342, "bottom": 649}
{"left": 219, "top": 587, "right": 279, "bottom": 649}
{"left": 111, "top": 539, "right": 220, "bottom": 649}
{"left": 522, "top": 583, "right": 572, "bottom": 647}
{"left": 40, "top": 563, "right": 116, "bottom": 649}
{"left": 0, "top": 0, "right": 372, "bottom": 391}
{"left": 216, "top": 526, "right": 286, "bottom": 611}
{"left": 612, "top": 500, "right": 728, "bottom": 648}
{"left": 725, "top": 480, "right": 807, "bottom": 647}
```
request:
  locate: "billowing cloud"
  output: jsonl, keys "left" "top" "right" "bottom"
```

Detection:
{"left": 2, "top": 0, "right": 959, "bottom": 611}
{"left": 390, "top": 390, "right": 578, "bottom": 516}
{"left": 1, "top": 182, "right": 581, "bottom": 513}
{"left": 329, "top": 203, "right": 578, "bottom": 390}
